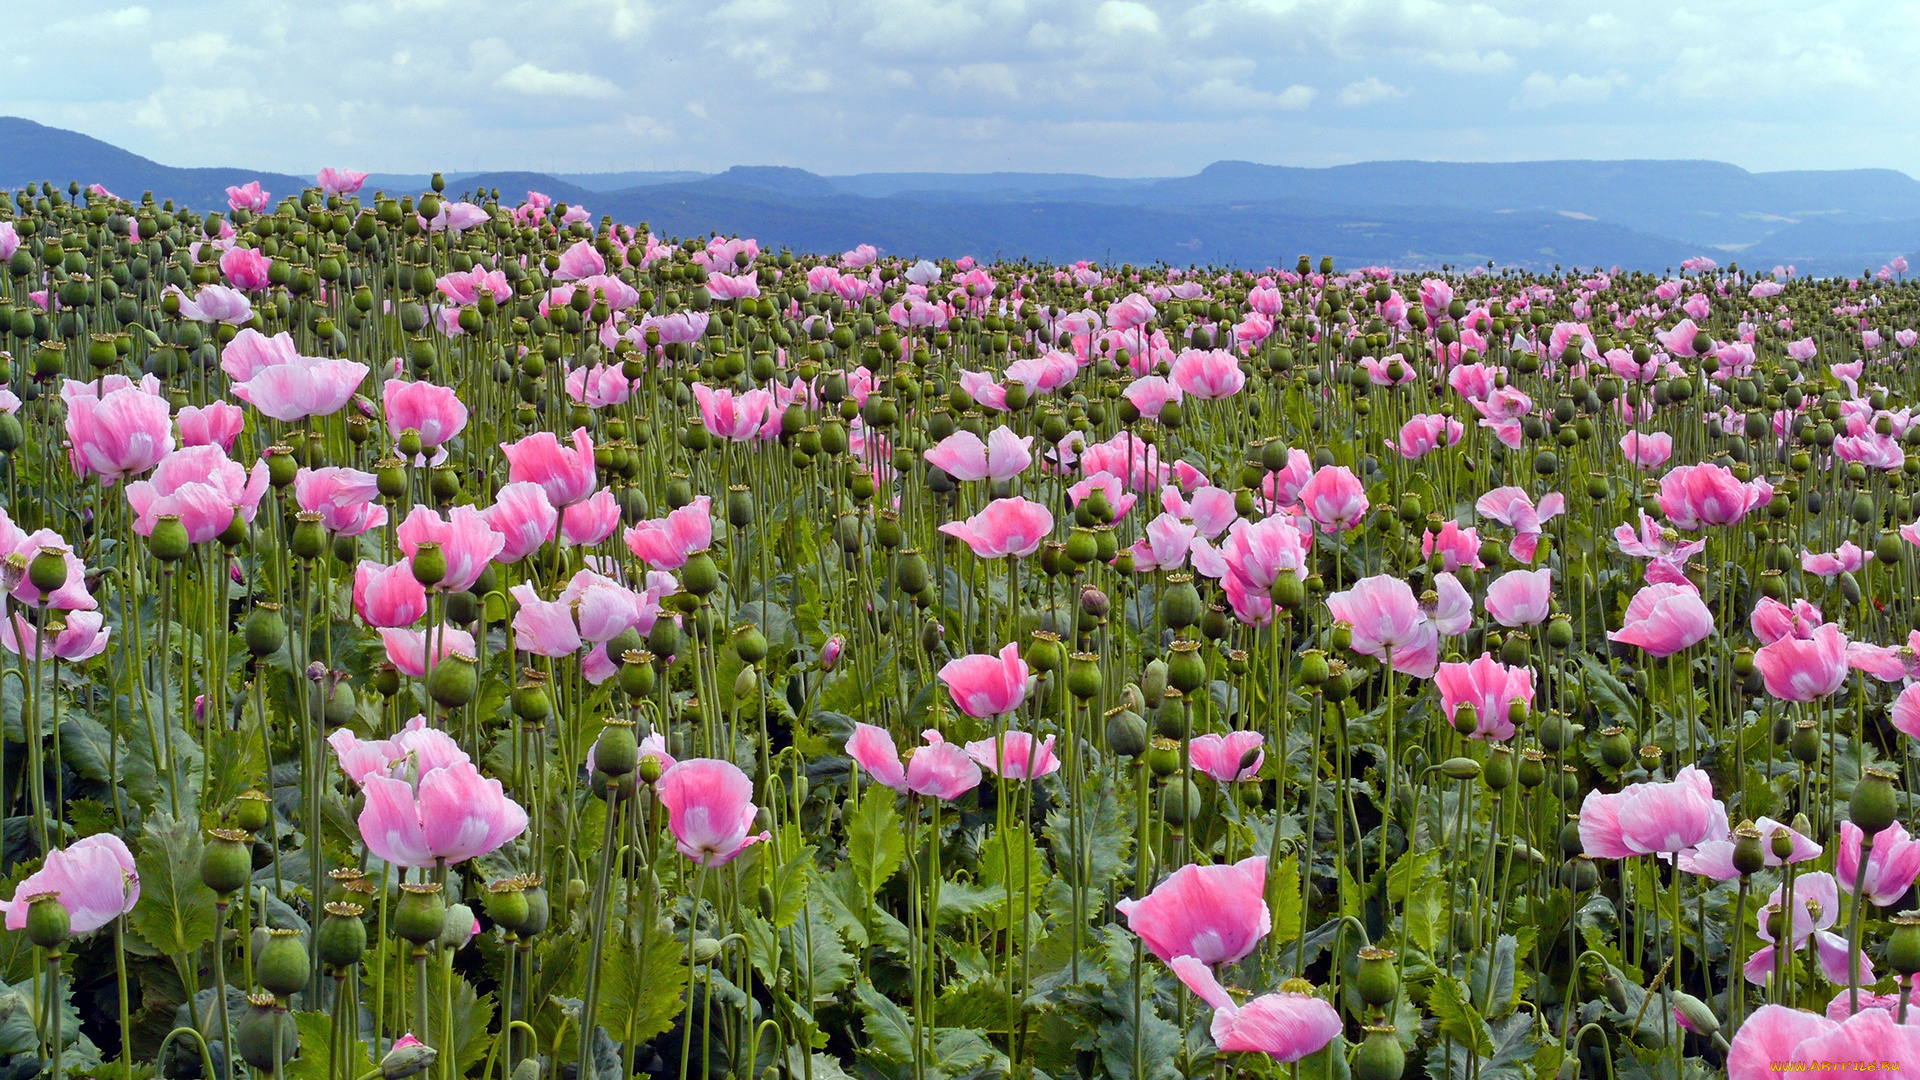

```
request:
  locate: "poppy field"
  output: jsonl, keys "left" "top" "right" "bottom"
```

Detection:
{"left": 1, "top": 171, "right": 1919, "bottom": 1080}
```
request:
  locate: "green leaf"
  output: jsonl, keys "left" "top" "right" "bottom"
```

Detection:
{"left": 1096, "top": 1007, "right": 1181, "bottom": 1080}
{"left": 855, "top": 978, "right": 916, "bottom": 1063}
{"left": 1428, "top": 975, "right": 1494, "bottom": 1058}
{"left": 596, "top": 924, "right": 689, "bottom": 1048}
{"left": 283, "top": 1010, "right": 376, "bottom": 1080}
{"left": 790, "top": 902, "right": 855, "bottom": 1004}
{"left": 1271, "top": 853, "right": 1303, "bottom": 943}
{"left": 59, "top": 713, "right": 115, "bottom": 782}
{"left": 769, "top": 843, "right": 816, "bottom": 928}
{"left": 1404, "top": 876, "right": 1446, "bottom": 956}
{"left": 1469, "top": 934, "right": 1520, "bottom": 1018}
{"left": 127, "top": 811, "right": 217, "bottom": 965}
{"left": 845, "top": 786, "right": 905, "bottom": 899}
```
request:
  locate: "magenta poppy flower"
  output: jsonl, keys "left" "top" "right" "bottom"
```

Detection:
{"left": 1485, "top": 567, "right": 1552, "bottom": 627}
{"left": 483, "top": 482, "right": 559, "bottom": 565}
{"left": 384, "top": 379, "right": 468, "bottom": 451}
{"left": 1434, "top": 654, "right": 1534, "bottom": 741}
{"left": 1753, "top": 622, "right": 1849, "bottom": 702}
{"left": 1836, "top": 820, "right": 1920, "bottom": 907}
{"left": 623, "top": 496, "right": 714, "bottom": 570}
{"left": 964, "top": 731, "right": 1060, "bottom": 780}
{"left": 1170, "top": 957, "right": 1342, "bottom": 1064}
{"left": 2, "top": 834, "right": 138, "bottom": 934}
{"left": 1295, "top": 465, "right": 1367, "bottom": 534}
{"left": 378, "top": 626, "right": 477, "bottom": 678}
{"left": 1116, "top": 855, "right": 1269, "bottom": 965}
{"left": 502, "top": 427, "right": 596, "bottom": 507}
{"left": 354, "top": 559, "right": 429, "bottom": 629}
{"left": 655, "top": 758, "right": 770, "bottom": 867}
{"left": 938, "top": 497, "right": 1053, "bottom": 559}
{"left": 396, "top": 505, "right": 505, "bottom": 593}
{"left": 1, "top": 610, "right": 110, "bottom": 662}
{"left": 561, "top": 489, "right": 622, "bottom": 547}
{"left": 925, "top": 428, "right": 1033, "bottom": 482}
{"left": 124, "top": 445, "right": 269, "bottom": 544}
{"left": 65, "top": 378, "right": 174, "bottom": 484}
{"left": 294, "top": 467, "right": 389, "bottom": 537}
{"left": 232, "top": 354, "right": 370, "bottom": 422}
{"left": 358, "top": 760, "right": 527, "bottom": 867}
{"left": 1578, "top": 764, "right": 1726, "bottom": 859}
{"left": 1188, "top": 731, "right": 1265, "bottom": 782}
{"left": 176, "top": 401, "right": 246, "bottom": 453}
{"left": 1608, "top": 582, "right": 1714, "bottom": 657}
{"left": 938, "top": 642, "right": 1030, "bottom": 718}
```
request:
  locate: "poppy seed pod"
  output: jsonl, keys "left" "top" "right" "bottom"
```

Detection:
{"left": 426, "top": 652, "right": 478, "bottom": 708}
{"left": 316, "top": 903, "right": 368, "bottom": 969}
{"left": 1105, "top": 707, "right": 1148, "bottom": 757}
{"left": 681, "top": 551, "right": 720, "bottom": 596}
{"left": 25, "top": 894, "right": 69, "bottom": 950}
{"left": 1731, "top": 821, "right": 1765, "bottom": 877}
{"left": 256, "top": 927, "right": 310, "bottom": 997}
{"left": 289, "top": 512, "right": 328, "bottom": 561}
{"left": 1067, "top": 652, "right": 1102, "bottom": 699}
{"left": 1354, "top": 946, "right": 1399, "bottom": 1006}
{"left": 1889, "top": 913, "right": 1920, "bottom": 976}
{"left": 1851, "top": 765, "right": 1900, "bottom": 836}
{"left": 1354, "top": 1025, "right": 1406, "bottom": 1080}
{"left": 393, "top": 883, "right": 447, "bottom": 945}
{"left": 149, "top": 515, "right": 191, "bottom": 562}
{"left": 201, "top": 828, "right": 253, "bottom": 895}
{"left": 1027, "top": 630, "right": 1064, "bottom": 674}
{"left": 235, "top": 993, "right": 298, "bottom": 1072}
{"left": 594, "top": 718, "right": 640, "bottom": 776}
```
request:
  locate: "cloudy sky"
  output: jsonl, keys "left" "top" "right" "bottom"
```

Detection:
{"left": 5, "top": 0, "right": 1917, "bottom": 179}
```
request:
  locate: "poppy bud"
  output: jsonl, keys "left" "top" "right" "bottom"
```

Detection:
{"left": 1439, "top": 757, "right": 1482, "bottom": 780}
{"left": 380, "top": 1036, "right": 438, "bottom": 1080}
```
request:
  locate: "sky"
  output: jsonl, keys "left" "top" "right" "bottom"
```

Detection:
{"left": 4, "top": 0, "right": 1919, "bottom": 179}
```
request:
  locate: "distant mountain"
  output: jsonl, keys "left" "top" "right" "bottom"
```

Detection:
{"left": 0, "top": 116, "right": 306, "bottom": 211}
{"left": 2, "top": 115, "right": 1914, "bottom": 274}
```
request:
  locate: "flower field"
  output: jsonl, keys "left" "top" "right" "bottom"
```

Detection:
{"left": 0, "top": 170, "right": 1918, "bottom": 1080}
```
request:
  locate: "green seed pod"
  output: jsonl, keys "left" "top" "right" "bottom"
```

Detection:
{"left": 201, "top": 828, "right": 254, "bottom": 895}
{"left": 24, "top": 893, "right": 69, "bottom": 950}
{"left": 233, "top": 789, "right": 272, "bottom": 833}
{"left": 681, "top": 551, "right": 720, "bottom": 596}
{"left": 410, "top": 540, "right": 447, "bottom": 586}
{"left": 1159, "top": 777, "right": 1203, "bottom": 826}
{"left": 893, "top": 548, "right": 929, "bottom": 594}
{"left": 512, "top": 677, "right": 552, "bottom": 722}
{"left": 1166, "top": 640, "right": 1207, "bottom": 693}
{"left": 483, "top": 878, "right": 532, "bottom": 934}
{"left": 256, "top": 927, "right": 310, "bottom": 997}
{"left": 1790, "top": 720, "right": 1822, "bottom": 764}
{"left": 1484, "top": 745, "right": 1515, "bottom": 790}
{"left": 1889, "top": 913, "right": 1920, "bottom": 976}
{"left": 1852, "top": 764, "right": 1900, "bottom": 836}
{"left": 316, "top": 902, "right": 368, "bottom": 969}
{"left": 1354, "top": 946, "right": 1399, "bottom": 1006}
{"left": 1731, "top": 821, "right": 1765, "bottom": 877}
{"left": 27, "top": 547, "right": 67, "bottom": 593}
{"left": 619, "top": 651, "right": 657, "bottom": 697}
{"left": 426, "top": 652, "right": 479, "bottom": 709}
{"left": 594, "top": 718, "right": 640, "bottom": 776}
{"left": 1145, "top": 737, "right": 1180, "bottom": 777}
{"left": 289, "top": 511, "right": 327, "bottom": 561}
{"left": 1104, "top": 707, "right": 1148, "bottom": 757}
{"left": 149, "top": 515, "right": 192, "bottom": 562}
{"left": 1353, "top": 1026, "right": 1406, "bottom": 1080}
{"left": 1067, "top": 652, "right": 1103, "bottom": 700}
{"left": 1298, "top": 649, "right": 1330, "bottom": 686}
{"left": 733, "top": 622, "right": 769, "bottom": 665}
{"left": 1160, "top": 574, "right": 1203, "bottom": 629}
{"left": 235, "top": 993, "right": 298, "bottom": 1072}
{"left": 393, "top": 883, "right": 448, "bottom": 945}
{"left": 1597, "top": 727, "right": 1633, "bottom": 768}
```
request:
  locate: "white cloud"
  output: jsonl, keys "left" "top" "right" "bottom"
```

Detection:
{"left": 0, "top": 0, "right": 1915, "bottom": 177}
{"left": 1338, "top": 77, "right": 1404, "bottom": 106}
{"left": 1515, "top": 71, "right": 1618, "bottom": 109}
{"left": 1184, "top": 77, "right": 1315, "bottom": 113}
{"left": 496, "top": 62, "right": 618, "bottom": 98}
